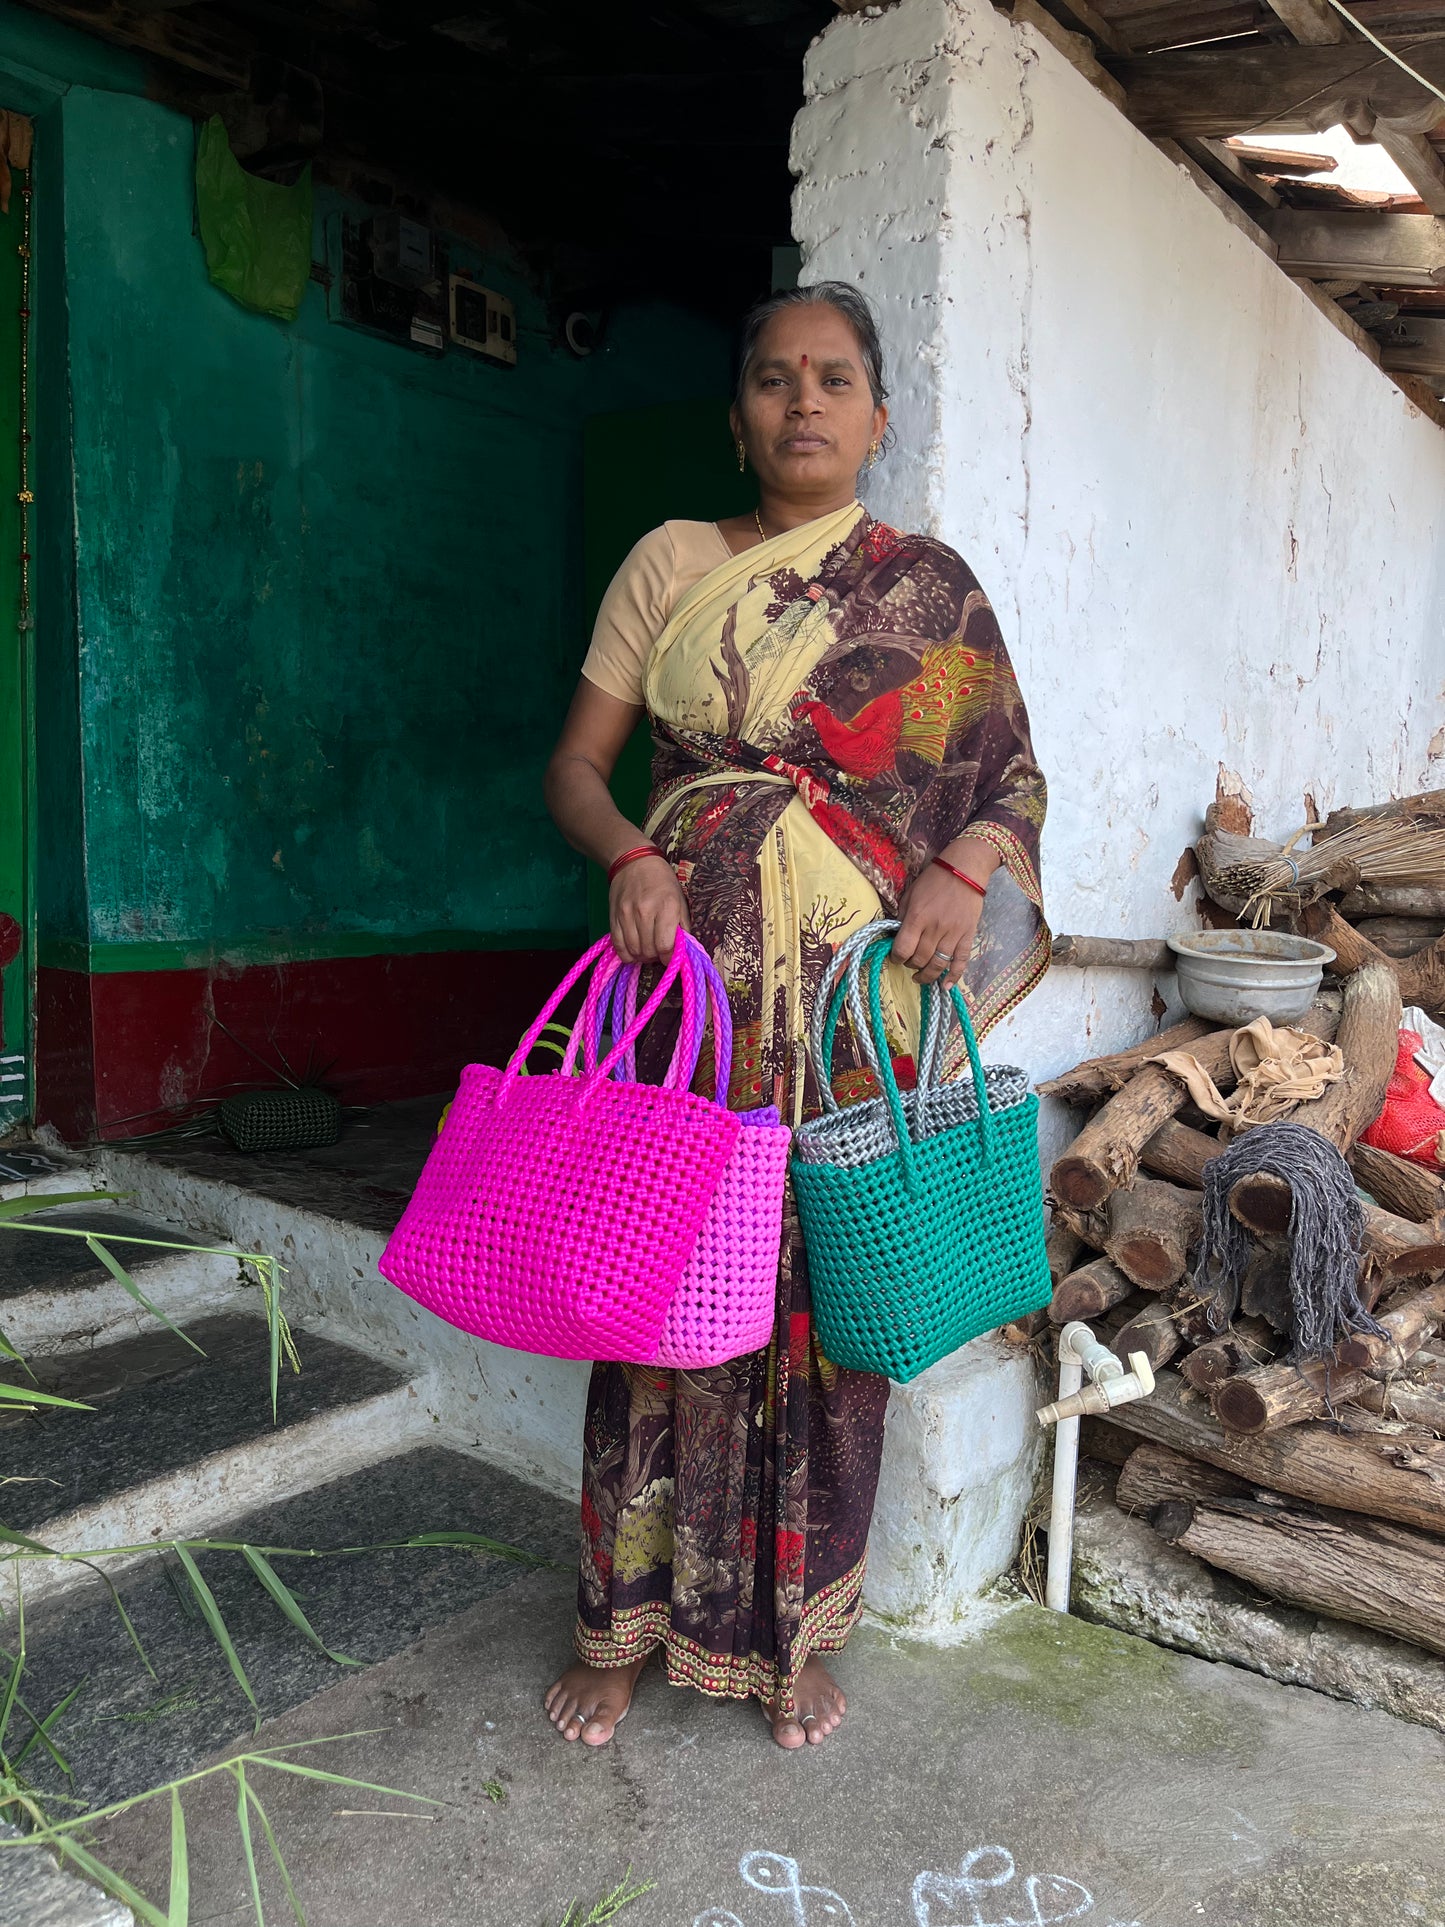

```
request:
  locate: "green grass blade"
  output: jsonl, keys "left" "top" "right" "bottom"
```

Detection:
{"left": 170, "top": 1545, "right": 259, "bottom": 1727}
{"left": 0, "top": 1323, "right": 28, "bottom": 1369}
{"left": 84, "top": 1560, "right": 159, "bottom": 1680}
{"left": 235, "top": 1763, "right": 266, "bottom": 1927}
{"left": 243, "top": 1779, "right": 306, "bottom": 1927}
{"left": 241, "top": 1548, "right": 359, "bottom": 1667}
{"left": 0, "top": 1383, "right": 93, "bottom": 1412}
{"left": 0, "top": 1190, "right": 126, "bottom": 1219}
{"left": 390, "top": 1530, "right": 546, "bottom": 1563}
{"left": 268, "top": 1279, "right": 280, "bottom": 1424}
{"left": 84, "top": 1237, "right": 205, "bottom": 1355}
{"left": 9, "top": 1676, "right": 82, "bottom": 1776}
{"left": 256, "top": 1760, "right": 437, "bottom": 1803}
{"left": 47, "top": 1833, "right": 169, "bottom": 1927}
{"left": 0, "top": 1581, "right": 23, "bottom": 1754}
{"left": 167, "top": 1786, "right": 189, "bottom": 1927}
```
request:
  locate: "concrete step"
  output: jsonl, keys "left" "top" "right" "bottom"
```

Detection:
{"left": 16, "top": 1444, "right": 576, "bottom": 1813}
{"left": 1, "top": 1312, "right": 429, "bottom": 1605}
{"left": 0, "top": 1204, "right": 245, "bottom": 1357}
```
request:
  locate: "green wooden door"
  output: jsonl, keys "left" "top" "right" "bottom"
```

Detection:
{"left": 0, "top": 153, "right": 32, "bottom": 1129}
{"left": 581, "top": 396, "right": 751, "bottom": 937}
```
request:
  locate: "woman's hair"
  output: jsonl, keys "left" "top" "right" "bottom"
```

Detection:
{"left": 734, "top": 281, "right": 890, "bottom": 410}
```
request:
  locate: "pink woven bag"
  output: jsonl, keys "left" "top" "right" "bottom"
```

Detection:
{"left": 587, "top": 936, "right": 791, "bottom": 1368}
{"left": 378, "top": 936, "right": 741, "bottom": 1361}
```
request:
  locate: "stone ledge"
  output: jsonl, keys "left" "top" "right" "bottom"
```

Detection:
{"left": 0, "top": 1824, "right": 133, "bottom": 1927}
{"left": 1072, "top": 1473, "right": 1445, "bottom": 1735}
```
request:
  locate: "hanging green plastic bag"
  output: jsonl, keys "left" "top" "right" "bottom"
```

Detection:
{"left": 195, "top": 117, "right": 312, "bottom": 322}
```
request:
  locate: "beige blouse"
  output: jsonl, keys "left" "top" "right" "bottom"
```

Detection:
{"left": 581, "top": 521, "right": 734, "bottom": 707}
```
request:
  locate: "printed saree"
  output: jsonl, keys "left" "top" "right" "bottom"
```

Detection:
{"left": 574, "top": 501, "right": 1048, "bottom": 1714}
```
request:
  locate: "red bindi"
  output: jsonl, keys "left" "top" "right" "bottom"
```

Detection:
{"left": 801, "top": 354, "right": 808, "bottom": 367}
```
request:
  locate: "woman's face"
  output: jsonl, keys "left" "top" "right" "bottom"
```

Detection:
{"left": 731, "top": 304, "right": 888, "bottom": 503}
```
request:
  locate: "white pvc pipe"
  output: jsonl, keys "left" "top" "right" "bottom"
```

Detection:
{"left": 1039, "top": 1321, "right": 1157, "bottom": 1615}
{"left": 1044, "top": 1347, "right": 1084, "bottom": 1613}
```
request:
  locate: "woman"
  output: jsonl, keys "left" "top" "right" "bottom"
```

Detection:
{"left": 543, "top": 283, "right": 1048, "bottom": 1751}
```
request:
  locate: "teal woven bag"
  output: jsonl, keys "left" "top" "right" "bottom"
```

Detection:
{"left": 792, "top": 923, "right": 1051, "bottom": 1382}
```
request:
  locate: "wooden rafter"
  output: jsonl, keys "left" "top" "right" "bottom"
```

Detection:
{"left": 1110, "top": 39, "right": 1445, "bottom": 136}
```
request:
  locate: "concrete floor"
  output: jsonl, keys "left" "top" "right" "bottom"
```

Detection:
{"left": 91, "top": 1568, "right": 1445, "bottom": 1927}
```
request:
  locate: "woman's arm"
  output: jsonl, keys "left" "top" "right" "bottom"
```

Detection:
{"left": 545, "top": 679, "right": 690, "bottom": 965}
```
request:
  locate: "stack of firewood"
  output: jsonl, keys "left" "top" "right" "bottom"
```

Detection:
{"left": 1024, "top": 783, "right": 1445, "bottom": 1659}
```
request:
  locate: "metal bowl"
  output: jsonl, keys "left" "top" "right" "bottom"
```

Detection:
{"left": 1166, "top": 930, "right": 1337, "bottom": 1025}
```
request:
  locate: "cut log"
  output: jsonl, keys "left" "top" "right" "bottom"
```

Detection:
{"left": 1050, "top": 935, "right": 1173, "bottom": 969}
{"left": 1048, "top": 1200, "right": 1112, "bottom": 1249}
{"left": 1229, "top": 1179, "right": 1445, "bottom": 1279}
{"left": 1340, "top": 885, "right": 1445, "bottom": 920}
{"left": 1179, "top": 1317, "right": 1280, "bottom": 1392}
{"left": 1359, "top": 1206, "right": 1445, "bottom": 1281}
{"left": 1302, "top": 902, "right": 1445, "bottom": 1015}
{"left": 1139, "top": 1117, "right": 1223, "bottom": 1190}
{"left": 1049, "top": 1257, "right": 1135, "bottom": 1325}
{"left": 1050, "top": 1064, "right": 1199, "bottom": 1209}
{"left": 1338, "top": 1276, "right": 1445, "bottom": 1373}
{"left": 1352, "top": 915, "right": 1445, "bottom": 957}
{"left": 1109, "top": 1299, "right": 1184, "bottom": 1372}
{"left": 1273, "top": 963, "right": 1399, "bottom": 1152}
{"left": 1157, "top": 1493, "right": 1445, "bottom": 1658}
{"left": 1239, "top": 1243, "right": 1294, "bottom": 1333}
{"left": 1214, "top": 1278, "right": 1445, "bottom": 1430}
{"left": 1037, "top": 993, "right": 1340, "bottom": 1107}
{"left": 1038, "top": 1015, "right": 1213, "bottom": 1106}
{"left": 1352, "top": 1377, "right": 1445, "bottom": 1432}
{"left": 1078, "top": 1415, "right": 1135, "bottom": 1467}
{"left": 1104, "top": 1178, "right": 1202, "bottom": 1290}
{"left": 1349, "top": 1140, "right": 1445, "bottom": 1224}
{"left": 1046, "top": 1222, "right": 1086, "bottom": 1286}
{"left": 1096, "top": 1366, "right": 1445, "bottom": 1532}
{"left": 1212, "top": 1353, "right": 1366, "bottom": 1434}
{"left": 1316, "top": 790, "right": 1445, "bottom": 839}
{"left": 1116, "top": 1440, "right": 1253, "bottom": 1512}
{"left": 998, "top": 1308, "right": 1050, "bottom": 1346}
{"left": 1172, "top": 1266, "right": 1240, "bottom": 1344}
{"left": 1225, "top": 962, "right": 1401, "bottom": 1234}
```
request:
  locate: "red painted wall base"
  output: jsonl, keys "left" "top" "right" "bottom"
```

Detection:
{"left": 35, "top": 946, "right": 576, "bottom": 1143}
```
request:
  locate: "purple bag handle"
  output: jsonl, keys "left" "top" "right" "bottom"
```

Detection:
{"left": 576, "top": 934, "right": 733, "bottom": 1108}
{"left": 500, "top": 935, "right": 691, "bottom": 1101}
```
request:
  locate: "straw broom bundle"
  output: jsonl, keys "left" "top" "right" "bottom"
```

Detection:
{"left": 1200, "top": 818, "right": 1445, "bottom": 925}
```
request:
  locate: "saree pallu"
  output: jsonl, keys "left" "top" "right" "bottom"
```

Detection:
{"left": 574, "top": 502, "right": 1048, "bottom": 1714}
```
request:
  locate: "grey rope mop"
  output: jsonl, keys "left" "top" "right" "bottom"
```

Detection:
{"left": 1196, "top": 1120, "right": 1385, "bottom": 1362}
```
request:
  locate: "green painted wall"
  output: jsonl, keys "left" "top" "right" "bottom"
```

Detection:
{"left": 4, "top": 2, "right": 739, "bottom": 969}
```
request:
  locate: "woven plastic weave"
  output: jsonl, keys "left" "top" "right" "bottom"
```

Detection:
{"left": 792, "top": 920, "right": 1050, "bottom": 1383}
{"left": 586, "top": 940, "right": 791, "bottom": 1368}
{"left": 378, "top": 936, "right": 742, "bottom": 1361}
{"left": 217, "top": 1087, "right": 341, "bottom": 1152}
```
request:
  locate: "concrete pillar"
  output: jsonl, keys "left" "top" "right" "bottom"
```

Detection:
{"left": 790, "top": 0, "right": 1445, "bottom": 1632}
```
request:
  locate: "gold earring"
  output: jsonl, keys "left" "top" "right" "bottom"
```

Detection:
{"left": 866, "top": 440, "right": 880, "bottom": 470}
{"left": 737, "top": 440, "right": 747, "bottom": 473}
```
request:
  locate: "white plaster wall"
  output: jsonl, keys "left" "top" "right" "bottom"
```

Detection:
{"left": 792, "top": 0, "right": 1445, "bottom": 1633}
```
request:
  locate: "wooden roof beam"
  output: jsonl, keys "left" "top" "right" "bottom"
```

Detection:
{"left": 1260, "top": 205, "right": 1445, "bottom": 281}
{"left": 1261, "top": 0, "right": 1347, "bottom": 43}
{"left": 1111, "top": 40, "right": 1445, "bottom": 135}
{"left": 1373, "top": 112, "right": 1445, "bottom": 214}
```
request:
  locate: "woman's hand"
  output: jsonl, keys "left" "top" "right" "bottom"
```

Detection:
{"left": 610, "top": 855, "right": 691, "bottom": 964}
{"left": 893, "top": 842, "right": 998, "bottom": 988}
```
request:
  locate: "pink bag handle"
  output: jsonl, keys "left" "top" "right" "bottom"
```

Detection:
{"left": 582, "top": 935, "right": 732, "bottom": 1108}
{"left": 500, "top": 935, "right": 692, "bottom": 1100}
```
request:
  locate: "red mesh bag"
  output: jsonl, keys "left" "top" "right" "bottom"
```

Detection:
{"left": 1358, "top": 1029, "right": 1445, "bottom": 1168}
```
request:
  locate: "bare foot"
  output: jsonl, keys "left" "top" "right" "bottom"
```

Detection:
{"left": 768, "top": 1654, "right": 847, "bottom": 1750}
{"left": 543, "top": 1656, "right": 647, "bottom": 1746}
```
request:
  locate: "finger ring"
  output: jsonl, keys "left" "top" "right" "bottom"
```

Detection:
{"left": 933, "top": 949, "right": 953, "bottom": 963}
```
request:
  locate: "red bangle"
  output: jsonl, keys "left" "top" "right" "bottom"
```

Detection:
{"left": 932, "top": 855, "right": 988, "bottom": 898}
{"left": 606, "top": 844, "right": 666, "bottom": 885}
